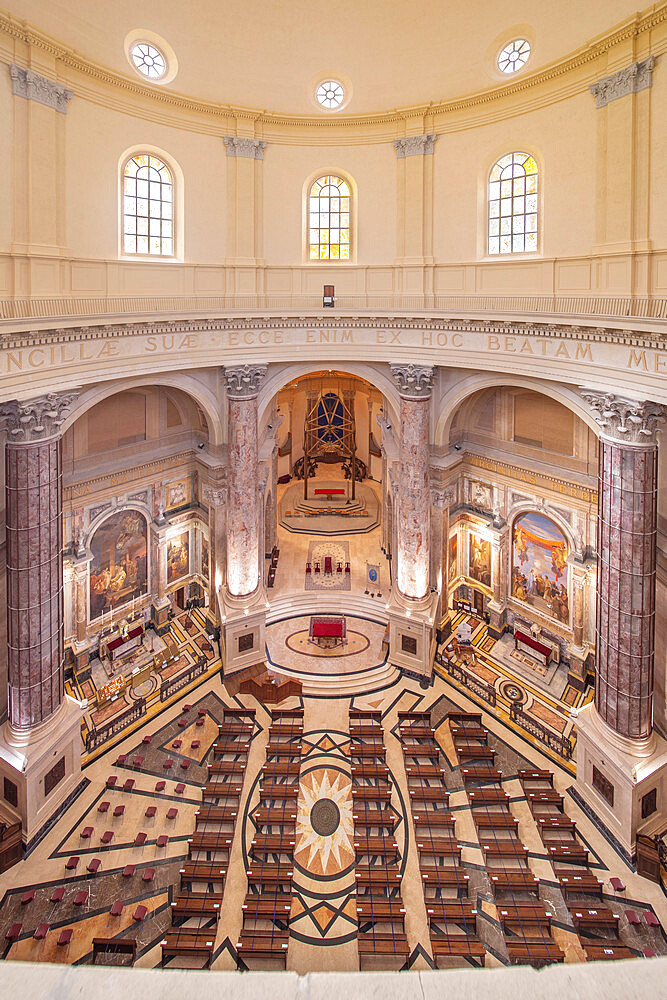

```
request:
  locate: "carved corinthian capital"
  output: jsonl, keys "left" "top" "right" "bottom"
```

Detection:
{"left": 10, "top": 64, "right": 73, "bottom": 113}
{"left": 223, "top": 137, "right": 267, "bottom": 160}
{"left": 0, "top": 391, "right": 79, "bottom": 442}
{"left": 390, "top": 363, "right": 435, "bottom": 398}
{"left": 579, "top": 389, "right": 664, "bottom": 445}
{"left": 589, "top": 57, "right": 655, "bottom": 109}
{"left": 224, "top": 364, "right": 268, "bottom": 398}
{"left": 393, "top": 134, "right": 437, "bottom": 158}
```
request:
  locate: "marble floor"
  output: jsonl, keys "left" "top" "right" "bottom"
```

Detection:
{"left": 1, "top": 665, "right": 665, "bottom": 973}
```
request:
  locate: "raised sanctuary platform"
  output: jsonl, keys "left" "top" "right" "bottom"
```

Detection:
{"left": 279, "top": 480, "right": 380, "bottom": 534}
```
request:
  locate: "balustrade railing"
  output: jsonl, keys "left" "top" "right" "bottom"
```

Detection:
{"left": 84, "top": 697, "right": 147, "bottom": 753}
{"left": 509, "top": 702, "right": 574, "bottom": 760}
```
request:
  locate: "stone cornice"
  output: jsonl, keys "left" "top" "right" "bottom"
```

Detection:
{"left": 0, "top": 391, "right": 78, "bottom": 441}
{"left": 590, "top": 56, "right": 656, "bottom": 108}
{"left": 63, "top": 450, "right": 196, "bottom": 501}
{"left": 223, "top": 137, "right": 267, "bottom": 159}
{"left": 0, "top": 6, "right": 665, "bottom": 131}
{"left": 464, "top": 452, "right": 598, "bottom": 505}
{"left": 0, "top": 314, "right": 666, "bottom": 352}
{"left": 393, "top": 134, "right": 436, "bottom": 158}
{"left": 9, "top": 63, "right": 73, "bottom": 112}
{"left": 579, "top": 389, "right": 664, "bottom": 444}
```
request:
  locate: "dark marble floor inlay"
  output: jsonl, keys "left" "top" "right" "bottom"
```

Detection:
{"left": 310, "top": 797, "right": 340, "bottom": 836}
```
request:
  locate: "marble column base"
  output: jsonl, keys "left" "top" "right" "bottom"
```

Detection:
{"left": 0, "top": 697, "right": 82, "bottom": 843}
{"left": 487, "top": 600, "right": 506, "bottom": 640}
{"left": 221, "top": 587, "right": 267, "bottom": 678}
{"left": 150, "top": 597, "right": 172, "bottom": 636}
{"left": 387, "top": 588, "right": 439, "bottom": 683}
{"left": 574, "top": 702, "right": 667, "bottom": 860}
{"left": 567, "top": 647, "right": 589, "bottom": 692}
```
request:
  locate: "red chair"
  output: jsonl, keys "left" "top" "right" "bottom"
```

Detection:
{"left": 166, "top": 807, "right": 178, "bottom": 820}
{"left": 155, "top": 780, "right": 166, "bottom": 792}
{"left": 142, "top": 868, "right": 155, "bottom": 883}
{"left": 344, "top": 562, "right": 350, "bottom": 573}
{"left": 50, "top": 887, "right": 65, "bottom": 903}
{"left": 113, "top": 804, "right": 125, "bottom": 818}
{"left": 191, "top": 740, "right": 200, "bottom": 750}
{"left": 195, "top": 718, "right": 205, "bottom": 728}
{"left": 610, "top": 877, "right": 626, "bottom": 892}
{"left": 145, "top": 806, "right": 157, "bottom": 818}
{"left": 98, "top": 801, "right": 110, "bottom": 813}
{"left": 74, "top": 890, "right": 89, "bottom": 905}
{"left": 163, "top": 759, "right": 174, "bottom": 770}
{"left": 86, "top": 859, "right": 101, "bottom": 874}
{"left": 156, "top": 835, "right": 169, "bottom": 848}
{"left": 133, "top": 905, "right": 148, "bottom": 921}
{"left": 80, "top": 826, "right": 93, "bottom": 839}
{"left": 643, "top": 949, "right": 656, "bottom": 958}
{"left": 115, "top": 754, "right": 127, "bottom": 767}
{"left": 183, "top": 704, "right": 192, "bottom": 713}
{"left": 133, "top": 756, "right": 145, "bottom": 769}
{"left": 5, "top": 923, "right": 21, "bottom": 941}
{"left": 314, "top": 562, "right": 320, "bottom": 574}
{"left": 142, "top": 735, "right": 153, "bottom": 745}
{"left": 65, "top": 856, "right": 79, "bottom": 871}
{"left": 644, "top": 911, "right": 660, "bottom": 928}
{"left": 178, "top": 718, "right": 188, "bottom": 729}
{"left": 123, "top": 778, "right": 135, "bottom": 792}
{"left": 21, "top": 890, "right": 35, "bottom": 905}
{"left": 306, "top": 562, "right": 311, "bottom": 574}
{"left": 122, "top": 864, "right": 136, "bottom": 877}
{"left": 181, "top": 760, "right": 191, "bottom": 770}
{"left": 134, "top": 832, "right": 147, "bottom": 846}
{"left": 198, "top": 708, "right": 207, "bottom": 718}
{"left": 172, "top": 739, "right": 183, "bottom": 749}
{"left": 33, "top": 923, "right": 50, "bottom": 940}
{"left": 625, "top": 909, "right": 641, "bottom": 925}
{"left": 101, "top": 830, "right": 114, "bottom": 844}
{"left": 57, "top": 929, "right": 73, "bottom": 947}
{"left": 175, "top": 783, "right": 186, "bottom": 794}
{"left": 106, "top": 776, "right": 118, "bottom": 788}
{"left": 110, "top": 900, "right": 124, "bottom": 917}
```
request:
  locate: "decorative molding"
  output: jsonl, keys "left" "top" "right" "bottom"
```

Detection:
{"left": 224, "top": 364, "right": 268, "bottom": 398}
{"left": 201, "top": 483, "right": 227, "bottom": 507}
{"left": 9, "top": 64, "right": 73, "bottom": 113}
{"left": 466, "top": 452, "right": 598, "bottom": 505}
{"left": 390, "top": 363, "right": 435, "bottom": 398}
{"left": 0, "top": 9, "right": 664, "bottom": 132}
{"left": 223, "top": 137, "right": 267, "bottom": 159}
{"left": 0, "top": 391, "right": 79, "bottom": 441}
{"left": 431, "top": 487, "right": 456, "bottom": 509}
{"left": 63, "top": 451, "right": 194, "bottom": 502}
{"left": 579, "top": 389, "right": 664, "bottom": 444}
{"left": 589, "top": 56, "right": 656, "bottom": 108}
{"left": 393, "top": 134, "right": 437, "bottom": 158}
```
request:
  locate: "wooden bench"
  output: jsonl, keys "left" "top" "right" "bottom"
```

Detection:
{"left": 196, "top": 805, "right": 239, "bottom": 824}
{"left": 213, "top": 739, "right": 251, "bottom": 754}
{"left": 545, "top": 843, "right": 589, "bottom": 864}
{"left": 92, "top": 937, "right": 137, "bottom": 965}
{"left": 180, "top": 863, "right": 226, "bottom": 886}
{"left": 171, "top": 893, "right": 222, "bottom": 918}
{"left": 474, "top": 813, "right": 518, "bottom": 831}
{"left": 258, "top": 783, "right": 300, "bottom": 800}
{"left": 555, "top": 868, "right": 603, "bottom": 898}
{"left": 455, "top": 745, "right": 496, "bottom": 760}
{"left": 208, "top": 760, "right": 248, "bottom": 777}
{"left": 426, "top": 900, "right": 477, "bottom": 924}
{"left": 487, "top": 869, "right": 539, "bottom": 891}
{"left": 506, "top": 938, "right": 564, "bottom": 967}
{"left": 583, "top": 942, "right": 636, "bottom": 961}
{"left": 352, "top": 786, "right": 392, "bottom": 802}
{"left": 412, "top": 812, "right": 455, "bottom": 831}
{"left": 430, "top": 935, "right": 486, "bottom": 961}
{"left": 525, "top": 790, "right": 564, "bottom": 810}
{"left": 357, "top": 931, "right": 409, "bottom": 956}
{"left": 447, "top": 712, "right": 483, "bottom": 726}
{"left": 498, "top": 901, "right": 553, "bottom": 930}
{"left": 353, "top": 836, "right": 399, "bottom": 859}
{"left": 416, "top": 838, "right": 462, "bottom": 859}
{"left": 537, "top": 815, "right": 576, "bottom": 831}
{"left": 202, "top": 782, "right": 243, "bottom": 799}
{"left": 409, "top": 787, "right": 450, "bottom": 803}
{"left": 481, "top": 841, "right": 529, "bottom": 860}
{"left": 404, "top": 764, "right": 446, "bottom": 780}
{"left": 420, "top": 868, "right": 470, "bottom": 892}
{"left": 188, "top": 832, "right": 233, "bottom": 852}
{"left": 266, "top": 742, "right": 303, "bottom": 757}
{"left": 251, "top": 834, "right": 296, "bottom": 855}
{"left": 161, "top": 930, "right": 215, "bottom": 965}
{"left": 242, "top": 894, "right": 292, "bottom": 917}
{"left": 569, "top": 906, "right": 620, "bottom": 931}
{"left": 353, "top": 809, "right": 396, "bottom": 829}
{"left": 349, "top": 724, "right": 384, "bottom": 738}
{"left": 356, "top": 900, "right": 406, "bottom": 920}
{"left": 451, "top": 726, "right": 488, "bottom": 741}
{"left": 461, "top": 766, "right": 502, "bottom": 783}
{"left": 253, "top": 807, "right": 298, "bottom": 825}
{"left": 246, "top": 863, "right": 294, "bottom": 885}
{"left": 355, "top": 866, "right": 403, "bottom": 888}
{"left": 468, "top": 788, "right": 509, "bottom": 807}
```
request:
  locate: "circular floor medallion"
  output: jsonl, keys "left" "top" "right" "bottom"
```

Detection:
{"left": 499, "top": 678, "right": 528, "bottom": 705}
{"left": 310, "top": 797, "right": 340, "bottom": 837}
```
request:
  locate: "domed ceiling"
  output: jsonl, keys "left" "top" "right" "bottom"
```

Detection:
{"left": 9, "top": 0, "right": 643, "bottom": 115}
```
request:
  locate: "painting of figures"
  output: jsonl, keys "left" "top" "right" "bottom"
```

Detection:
{"left": 448, "top": 533, "right": 457, "bottom": 582}
{"left": 167, "top": 531, "right": 190, "bottom": 585}
{"left": 201, "top": 535, "right": 210, "bottom": 580}
{"left": 469, "top": 534, "right": 492, "bottom": 587}
{"left": 512, "top": 512, "right": 569, "bottom": 624}
{"left": 89, "top": 510, "right": 147, "bottom": 620}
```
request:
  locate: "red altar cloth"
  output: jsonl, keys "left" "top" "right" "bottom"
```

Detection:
{"left": 314, "top": 488, "right": 345, "bottom": 496}
{"left": 514, "top": 629, "right": 551, "bottom": 658}
{"left": 311, "top": 621, "right": 343, "bottom": 638}
{"left": 107, "top": 625, "right": 143, "bottom": 653}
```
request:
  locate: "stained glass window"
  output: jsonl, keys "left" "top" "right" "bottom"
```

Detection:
{"left": 122, "top": 154, "right": 174, "bottom": 256}
{"left": 308, "top": 175, "right": 351, "bottom": 261}
{"left": 488, "top": 152, "right": 538, "bottom": 255}
{"left": 497, "top": 39, "right": 531, "bottom": 74}
{"left": 131, "top": 42, "right": 167, "bottom": 80}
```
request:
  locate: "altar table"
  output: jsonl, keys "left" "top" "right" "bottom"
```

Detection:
{"left": 514, "top": 629, "right": 552, "bottom": 668}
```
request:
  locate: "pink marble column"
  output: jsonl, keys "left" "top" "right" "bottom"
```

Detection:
{"left": 391, "top": 364, "right": 434, "bottom": 600}
{"left": 1, "top": 393, "right": 78, "bottom": 729}
{"left": 225, "top": 365, "right": 267, "bottom": 598}
{"left": 582, "top": 391, "right": 663, "bottom": 740}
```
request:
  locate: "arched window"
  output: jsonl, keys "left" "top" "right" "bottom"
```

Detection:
{"left": 308, "top": 175, "right": 351, "bottom": 260}
{"left": 122, "top": 154, "right": 174, "bottom": 256}
{"left": 488, "top": 152, "right": 538, "bottom": 255}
